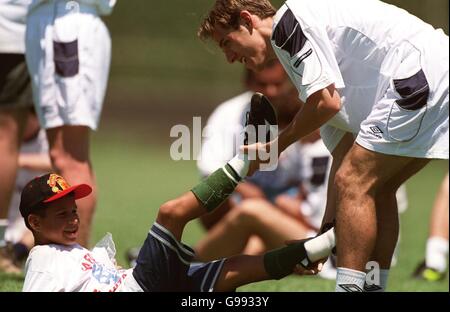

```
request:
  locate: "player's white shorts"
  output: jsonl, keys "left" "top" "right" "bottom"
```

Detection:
{"left": 25, "top": 1, "right": 111, "bottom": 130}
{"left": 321, "top": 32, "right": 449, "bottom": 160}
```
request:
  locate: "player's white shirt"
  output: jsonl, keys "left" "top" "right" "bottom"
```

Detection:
{"left": 6, "top": 129, "right": 48, "bottom": 243}
{"left": 28, "top": 0, "right": 116, "bottom": 15}
{"left": 272, "top": 0, "right": 448, "bottom": 134}
{"left": 23, "top": 233, "right": 142, "bottom": 292}
{"left": 0, "top": 0, "right": 32, "bottom": 53}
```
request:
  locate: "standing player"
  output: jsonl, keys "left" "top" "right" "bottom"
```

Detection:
{"left": 0, "top": 0, "right": 33, "bottom": 273}
{"left": 198, "top": 0, "right": 448, "bottom": 291}
{"left": 25, "top": 0, "right": 116, "bottom": 247}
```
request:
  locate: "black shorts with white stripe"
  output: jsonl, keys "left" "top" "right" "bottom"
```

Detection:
{"left": 132, "top": 222, "right": 226, "bottom": 292}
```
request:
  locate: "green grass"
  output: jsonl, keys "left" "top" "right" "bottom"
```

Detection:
{"left": 1, "top": 131, "right": 448, "bottom": 292}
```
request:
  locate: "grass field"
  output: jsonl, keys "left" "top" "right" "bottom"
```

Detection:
{"left": 0, "top": 127, "right": 448, "bottom": 292}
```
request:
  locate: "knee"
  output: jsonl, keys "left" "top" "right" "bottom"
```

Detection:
{"left": 157, "top": 197, "right": 188, "bottom": 225}
{"left": 229, "top": 199, "right": 267, "bottom": 225}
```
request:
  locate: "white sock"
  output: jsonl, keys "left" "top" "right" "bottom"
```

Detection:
{"left": 228, "top": 153, "right": 250, "bottom": 179}
{"left": 304, "top": 228, "right": 335, "bottom": 262}
{"left": 0, "top": 219, "right": 8, "bottom": 248}
{"left": 379, "top": 269, "right": 389, "bottom": 291}
{"left": 336, "top": 267, "right": 366, "bottom": 292}
{"left": 426, "top": 236, "right": 449, "bottom": 272}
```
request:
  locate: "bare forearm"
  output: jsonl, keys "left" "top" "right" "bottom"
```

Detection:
{"left": 279, "top": 85, "right": 340, "bottom": 153}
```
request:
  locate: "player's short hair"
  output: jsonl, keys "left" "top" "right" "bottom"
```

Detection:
{"left": 198, "top": 0, "right": 276, "bottom": 41}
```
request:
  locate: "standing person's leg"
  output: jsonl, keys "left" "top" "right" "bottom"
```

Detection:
{"left": 0, "top": 53, "right": 32, "bottom": 273}
{"left": 0, "top": 109, "right": 28, "bottom": 226}
{"left": 319, "top": 132, "right": 354, "bottom": 227}
{"left": 413, "top": 173, "right": 449, "bottom": 280}
{"left": 334, "top": 143, "right": 429, "bottom": 291}
{"left": 46, "top": 125, "right": 95, "bottom": 247}
{"left": 366, "top": 158, "right": 430, "bottom": 291}
{"left": 0, "top": 108, "right": 28, "bottom": 274}
{"left": 426, "top": 173, "right": 449, "bottom": 274}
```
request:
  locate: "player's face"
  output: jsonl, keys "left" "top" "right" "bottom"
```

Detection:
{"left": 33, "top": 195, "right": 80, "bottom": 246}
{"left": 213, "top": 24, "right": 270, "bottom": 72}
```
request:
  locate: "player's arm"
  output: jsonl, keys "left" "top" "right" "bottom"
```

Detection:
{"left": 278, "top": 84, "right": 341, "bottom": 153}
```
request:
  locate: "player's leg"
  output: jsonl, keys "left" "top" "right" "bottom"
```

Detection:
{"left": 334, "top": 143, "right": 429, "bottom": 291}
{"left": 0, "top": 108, "right": 28, "bottom": 224}
{"left": 199, "top": 198, "right": 234, "bottom": 230}
{"left": 0, "top": 52, "right": 31, "bottom": 273}
{"left": 157, "top": 153, "right": 250, "bottom": 240}
{"left": 364, "top": 157, "right": 429, "bottom": 291}
{"left": 413, "top": 173, "right": 449, "bottom": 280}
{"left": 426, "top": 173, "right": 449, "bottom": 275}
{"left": 46, "top": 126, "right": 96, "bottom": 247}
{"left": 213, "top": 228, "right": 336, "bottom": 291}
{"left": 0, "top": 108, "right": 28, "bottom": 274}
{"left": 195, "top": 198, "right": 310, "bottom": 261}
{"left": 320, "top": 131, "right": 354, "bottom": 227}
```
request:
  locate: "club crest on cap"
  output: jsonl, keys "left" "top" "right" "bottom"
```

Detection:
{"left": 47, "top": 174, "right": 70, "bottom": 194}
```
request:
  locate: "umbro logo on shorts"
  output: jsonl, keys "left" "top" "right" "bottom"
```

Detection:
{"left": 369, "top": 126, "right": 383, "bottom": 139}
{"left": 338, "top": 284, "right": 364, "bottom": 292}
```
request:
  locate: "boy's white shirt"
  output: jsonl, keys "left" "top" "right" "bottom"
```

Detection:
{"left": 22, "top": 233, "right": 142, "bottom": 292}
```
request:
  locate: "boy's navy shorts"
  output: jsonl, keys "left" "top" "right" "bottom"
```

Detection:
{"left": 132, "top": 222, "right": 226, "bottom": 292}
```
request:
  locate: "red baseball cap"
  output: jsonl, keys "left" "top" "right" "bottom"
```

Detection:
{"left": 19, "top": 173, "right": 92, "bottom": 218}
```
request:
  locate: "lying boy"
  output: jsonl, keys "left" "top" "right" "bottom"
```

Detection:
{"left": 20, "top": 94, "right": 335, "bottom": 292}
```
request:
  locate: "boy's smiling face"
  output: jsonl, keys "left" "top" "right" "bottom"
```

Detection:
{"left": 30, "top": 194, "right": 80, "bottom": 246}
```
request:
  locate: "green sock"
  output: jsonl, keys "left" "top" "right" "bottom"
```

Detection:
{"left": 191, "top": 164, "right": 241, "bottom": 212}
{"left": 263, "top": 241, "right": 310, "bottom": 280}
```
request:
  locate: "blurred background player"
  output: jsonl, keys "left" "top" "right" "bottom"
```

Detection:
{"left": 5, "top": 109, "right": 51, "bottom": 268}
{"left": 0, "top": 0, "right": 33, "bottom": 274}
{"left": 413, "top": 173, "right": 449, "bottom": 281}
{"left": 25, "top": 0, "right": 116, "bottom": 247}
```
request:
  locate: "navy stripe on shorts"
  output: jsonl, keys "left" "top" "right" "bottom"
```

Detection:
{"left": 132, "top": 222, "right": 226, "bottom": 292}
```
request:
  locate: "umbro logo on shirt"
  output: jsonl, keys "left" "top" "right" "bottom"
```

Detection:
{"left": 369, "top": 126, "right": 383, "bottom": 139}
